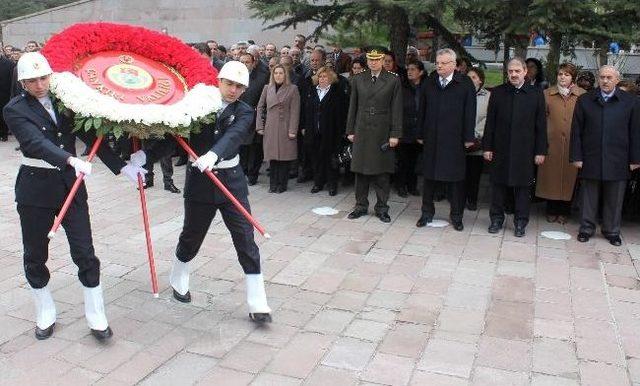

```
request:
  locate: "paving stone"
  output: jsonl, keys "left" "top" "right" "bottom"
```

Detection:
{"left": 436, "top": 307, "right": 486, "bottom": 335}
{"left": 250, "top": 372, "right": 302, "bottom": 386}
{"left": 471, "top": 366, "right": 529, "bottom": 386}
{"left": 417, "top": 338, "right": 476, "bottom": 378}
{"left": 409, "top": 371, "right": 469, "bottom": 386}
{"left": 218, "top": 341, "right": 278, "bottom": 374}
{"left": 531, "top": 373, "right": 579, "bottom": 386}
{"left": 306, "top": 365, "right": 358, "bottom": 386}
{"left": 379, "top": 322, "right": 430, "bottom": 358}
{"left": 266, "top": 332, "right": 334, "bottom": 378}
{"left": 476, "top": 336, "right": 531, "bottom": 372}
{"left": 343, "top": 319, "right": 389, "bottom": 342}
{"left": 361, "top": 352, "right": 415, "bottom": 386}
{"left": 579, "top": 361, "right": 630, "bottom": 386}
{"left": 305, "top": 309, "right": 354, "bottom": 334}
{"left": 196, "top": 366, "right": 255, "bottom": 386}
{"left": 139, "top": 352, "right": 217, "bottom": 386}
{"left": 532, "top": 338, "right": 578, "bottom": 378}
{"left": 322, "top": 337, "right": 377, "bottom": 371}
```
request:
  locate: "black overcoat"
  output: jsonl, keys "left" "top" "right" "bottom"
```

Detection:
{"left": 569, "top": 88, "right": 640, "bottom": 181}
{"left": 417, "top": 71, "right": 476, "bottom": 181}
{"left": 483, "top": 83, "right": 548, "bottom": 186}
{"left": 302, "top": 82, "right": 348, "bottom": 157}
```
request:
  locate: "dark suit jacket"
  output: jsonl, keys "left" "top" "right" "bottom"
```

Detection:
{"left": 183, "top": 100, "right": 255, "bottom": 204}
{"left": 3, "top": 92, "right": 125, "bottom": 208}
{"left": 331, "top": 51, "right": 352, "bottom": 74}
{"left": 240, "top": 67, "right": 270, "bottom": 145}
{"left": 570, "top": 88, "right": 640, "bottom": 181}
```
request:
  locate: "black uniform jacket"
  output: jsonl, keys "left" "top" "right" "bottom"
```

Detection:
{"left": 183, "top": 99, "right": 254, "bottom": 205}
{"left": 3, "top": 92, "right": 125, "bottom": 209}
{"left": 570, "top": 88, "right": 640, "bottom": 181}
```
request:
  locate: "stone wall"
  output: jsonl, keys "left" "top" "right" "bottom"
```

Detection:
{"left": 1, "top": 0, "right": 319, "bottom": 49}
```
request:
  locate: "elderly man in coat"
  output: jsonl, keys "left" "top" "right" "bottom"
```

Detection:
{"left": 483, "top": 57, "right": 547, "bottom": 237}
{"left": 570, "top": 65, "right": 640, "bottom": 246}
{"left": 416, "top": 48, "right": 476, "bottom": 231}
{"left": 346, "top": 48, "right": 402, "bottom": 223}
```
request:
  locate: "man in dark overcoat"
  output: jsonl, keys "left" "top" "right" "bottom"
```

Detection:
{"left": 238, "top": 51, "right": 269, "bottom": 185}
{"left": 0, "top": 54, "right": 15, "bottom": 141}
{"left": 570, "top": 65, "right": 640, "bottom": 246}
{"left": 169, "top": 61, "right": 272, "bottom": 323}
{"left": 483, "top": 57, "right": 547, "bottom": 237}
{"left": 345, "top": 48, "right": 403, "bottom": 223}
{"left": 416, "top": 48, "right": 476, "bottom": 231}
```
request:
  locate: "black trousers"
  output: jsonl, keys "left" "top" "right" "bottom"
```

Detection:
{"left": 546, "top": 200, "right": 572, "bottom": 216}
{"left": 355, "top": 173, "right": 390, "bottom": 214}
{"left": 579, "top": 179, "right": 626, "bottom": 237}
{"left": 17, "top": 203, "right": 100, "bottom": 289}
{"left": 464, "top": 155, "right": 484, "bottom": 205}
{"left": 490, "top": 184, "right": 531, "bottom": 225}
{"left": 144, "top": 139, "right": 175, "bottom": 184}
{"left": 0, "top": 118, "right": 8, "bottom": 139}
{"left": 395, "top": 142, "right": 421, "bottom": 192}
{"left": 422, "top": 179, "right": 465, "bottom": 222}
{"left": 310, "top": 147, "right": 338, "bottom": 189}
{"left": 269, "top": 160, "right": 292, "bottom": 190}
{"left": 240, "top": 136, "right": 264, "bottom": 181}
{"left": 175, "top": 200, "right": 261, "bottom": 274}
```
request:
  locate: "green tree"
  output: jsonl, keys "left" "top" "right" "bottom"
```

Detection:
{"left": 321, "top": 19, "right": 390, "bottom": 50}
{"left": 248, "top": 0, "right": 478, "bottom": 67}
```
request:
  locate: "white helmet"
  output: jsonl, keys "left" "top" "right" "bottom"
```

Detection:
{"left": 217, "top": 60, "right": 249, "bottom": 87}
{"left": 17, "top": 52, "right": 53, "bottom": 81}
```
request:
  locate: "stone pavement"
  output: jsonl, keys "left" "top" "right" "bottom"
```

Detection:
{"left": 1, "top": 137, "right": 640, "bottom": 386}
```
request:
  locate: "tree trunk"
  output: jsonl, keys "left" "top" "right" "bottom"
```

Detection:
{"left": 503, "top": 35, "right": 512, "bottom": 82}
{"left": 546, "top": 32, "right": 561, "bottom": 86}
{"left": 388, "top": 7, "right": 409, "bottom": 67}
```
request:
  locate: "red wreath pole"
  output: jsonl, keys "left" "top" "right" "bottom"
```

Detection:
{"left": 132, "top": 138, "right": 159, "bottom": 298}
{"left": 173, "top": 135, "right": 271, "bottom": 239}
{"left": 48, "top": 136, "right": 103, "bottom": 239}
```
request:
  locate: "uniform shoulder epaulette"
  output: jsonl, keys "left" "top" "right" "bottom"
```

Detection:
{"left": 387, "top": 71, "right": 398, "bottom": 77}
{"left": 353, "top": 70, "right": 369, "bottom": 77}
{"left": 5, "top": 93, "right": 25, "bottom": 108}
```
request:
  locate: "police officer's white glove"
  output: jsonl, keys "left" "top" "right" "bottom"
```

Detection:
{"left": 68, "top": 157, "right": 92, "bottom": 177}
{"left": 121, "top": 163, "right": 147, "bottom": 184}
{"left": 192, "top": 151, "right": 218, "bottom": 172}
{"left": 130, "top": 150, "right": 147, "bottom": 168}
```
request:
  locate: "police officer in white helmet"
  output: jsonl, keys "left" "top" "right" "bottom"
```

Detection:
{"left": 169, "top": 61, "right": 272, "bottom": 323}
{"left": 2, "top": 52, "right": 147, "bottom": 340}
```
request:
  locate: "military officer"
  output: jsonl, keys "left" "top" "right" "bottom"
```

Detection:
{"left": 169, "top": 61, "right": 272, "bottom": 323}
{"left": 346, "top": 48, "right": 403, "bottom": 223}
{"left": 3, "top": 52, "right": 147, "bottom": 341}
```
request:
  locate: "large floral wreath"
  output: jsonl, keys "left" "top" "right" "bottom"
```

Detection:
{"left": 40, "top": 22, "right": 222, "bottom": 139}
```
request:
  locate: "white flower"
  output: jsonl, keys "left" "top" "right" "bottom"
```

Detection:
{"left": 49, "top": 72, "right": 222, "bottom": 128}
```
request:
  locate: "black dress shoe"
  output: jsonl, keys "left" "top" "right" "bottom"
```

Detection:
{"left": 289, "top": 172, "right": 298, "bottom": 180}
{"left": 172, "top": 288, "right": 192, "bottom": 303}
{"left": 310, "top": 185, "right": 322, "bottom": 193}
{"left": 144, "top": 179, "right": 154, "bottom": 189}
{"left": 416, "top": 215, "right": 433, "bottom": 228}
{"left": 347, "top": 209, "right": 367, "bottom": 219}
{"left": 91, "top": 326, "right": 113, "bottom": 341}
{"left": 276, "top": 186, "right": 287, "bottom": 193}
{"left": 397, "top": 188, "right": 408, "bottom": 198}
{"left": 488, "top": 221, "right": 503, "bottom": 234}
{"left": 249, "top": 313, "right": 272, "bottom": 323}
{"left": 248, "top": 177, "right": 258, "bottom": 186}
{"left": 466, "top": 202, "right": 478, "bottom": 211}
{"left": 377, "top": 212, "right": 391, "bottom": 223}
{"left": 408, "top": 189, "right": 421, "bottom": 196}
{"left": 514, "top": 226, "right": 526, "bottom": 237}
{"left": 35, "top": 323, "right": 55, "bottom": 340}
{"left": 328, "top": 188, "right": 337, "bottom": 196}
{"left": 607, "top": 235, "right": 622, "bottom": 246}
{"left": 175, "top": 156, "right": 188, "bottom": 166}
{"left": 164, "top": 183, "right": 181, "bottom": 194}
{"left": 577, "top": 232, "right": 590, "bottom": 242}
{"left": 0, "top": 136, "right": 7, "bottom": 142}
{"left": 269, "top": 187, "right": 277, "bottom": 193}
{"left": 453, "top": 221, "right": 464, "bottom": 231}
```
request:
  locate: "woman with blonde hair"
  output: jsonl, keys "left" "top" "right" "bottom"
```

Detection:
{"left": 256, "top": 64, "right": 300, "bottom": 193}
{"left": 301, "top": 65, "right": 349, "bottom": 196}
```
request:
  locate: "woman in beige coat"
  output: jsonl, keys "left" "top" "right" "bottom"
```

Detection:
{"left": 256, "top": 64, "right": 300, "bottom": 193}
{"left": 536, "top": 62, "right": 585, "bottom": 223}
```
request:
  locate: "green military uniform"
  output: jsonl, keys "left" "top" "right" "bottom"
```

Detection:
{"left": 346, "top": 54, "right": 402, "bottom": 218}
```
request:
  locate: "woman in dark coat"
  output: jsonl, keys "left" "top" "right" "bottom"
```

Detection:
{"left": 302, "top": 66, "right": 348, "bottom": 196}
{"left": 394, "top": 60, "right": 425, "bottom": 197}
